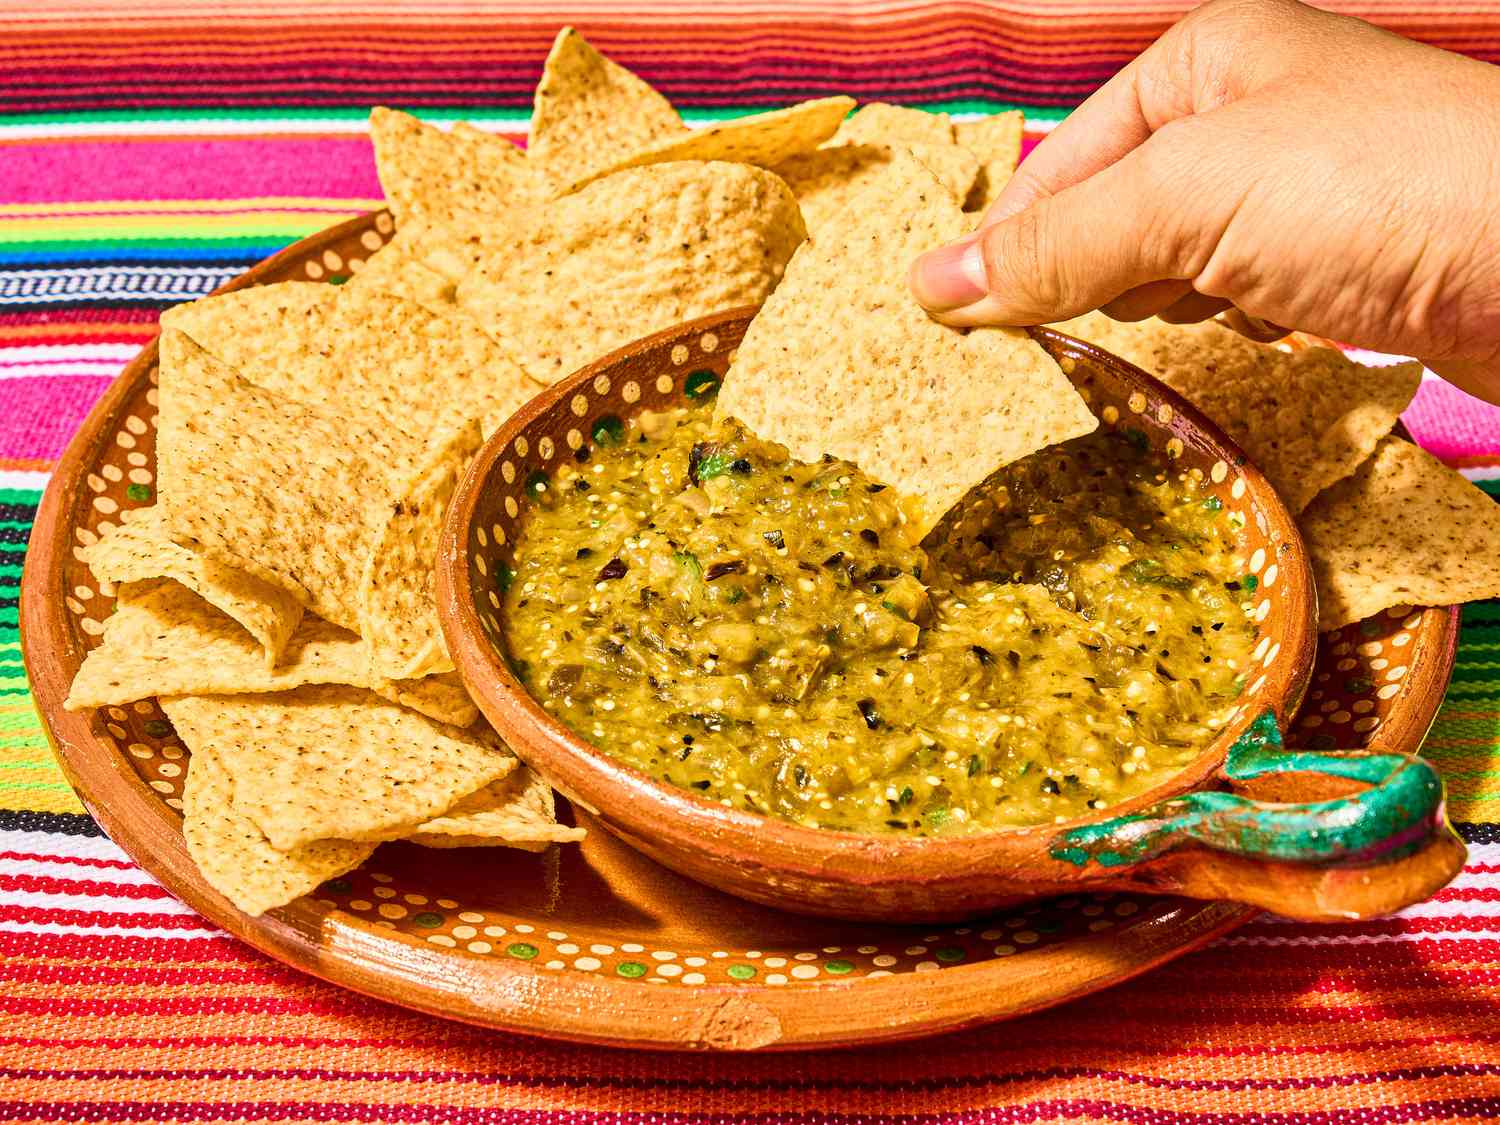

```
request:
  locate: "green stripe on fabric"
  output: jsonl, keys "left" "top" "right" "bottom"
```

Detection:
{"left": 0, "top": 101, "right": 1061, "bottom": 130}
{"left": 0, "top": 490, "right": 43, "bottom": 507}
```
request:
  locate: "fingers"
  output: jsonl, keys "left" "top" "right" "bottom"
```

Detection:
{"left": 1157, "top": 291, "right": 1233, "bottom": 324}
{"left": 912, "top": 131, "right": 1213, "bottom": 327}
{"left": 1217, "top": 307, "right": 1291, "bottom": 342}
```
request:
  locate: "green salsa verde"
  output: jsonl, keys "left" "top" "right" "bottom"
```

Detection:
{"left": 502, "top": 401, "right": 1257, "bottom": 835}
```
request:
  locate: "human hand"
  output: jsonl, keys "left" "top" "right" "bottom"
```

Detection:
{"left": 908, "top": 0, "right": 1500, "bottom": 402}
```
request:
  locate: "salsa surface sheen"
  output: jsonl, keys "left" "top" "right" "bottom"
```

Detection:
{"left": 503, "top": 401, "right": 1255, "bottom": 835}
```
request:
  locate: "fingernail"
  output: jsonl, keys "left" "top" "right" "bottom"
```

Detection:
{"left": 910, "top": 235, "right": 988, "bottom": 311}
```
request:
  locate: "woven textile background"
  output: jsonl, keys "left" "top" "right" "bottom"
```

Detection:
{"left": 4, "top": 2, "right": 1500, "bottom": 1119}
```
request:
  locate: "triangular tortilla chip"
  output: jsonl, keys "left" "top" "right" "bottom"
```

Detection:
{"left": 718, "top": 151, "right": 1096, "bottom": 538}
{"left": 359, "top": 418, "right": 484, "bottom": 680}
{"left": 1050, "top": 313, "right": 1422, "bottom": 512}
{"left": 162, "top": 686, "right": 515, "bottom": 852}
{"left": 370, "top": 107, "right": 542, "bottom": 222}
{"left": 65, "top": 579, "right": 477, "bottom": 726}
{"left": 182, "top": 741, "right": 374, "bottom": 918}
{"left": 1301, "top": 436, "right": 1500, "bottom": 629}
{"left": 775, "top": 142, "right": 977, "bottom": 234}
{"left": 955, "top": 111, "right": 1024, "bottom": 213}
{"left": 82, "top": 506, "right": 303, "bottom": 670}
{"left": 561, "top": 97, "right": 855, "bottom": 195}
{"left": 828, "top": 102, "right": 955, "bottom": 148}
{"left": 457, "top": 161, "right": 806, "bottom": 384}
{"left": 528, "top": 26, "right": 686, "bottom": 194}
{"left": 156, "top": 331, "right": 400, "bottom": 631}
{"left": 162, "top": 283, "right": 537, "bottom": 453}
{"left": 408, "top": 768, "right": 586, "bottom": 851}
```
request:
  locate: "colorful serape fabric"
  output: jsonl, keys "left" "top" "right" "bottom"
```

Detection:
{"left": 2, "top": 2, "right": 1499, "bottom": 1119}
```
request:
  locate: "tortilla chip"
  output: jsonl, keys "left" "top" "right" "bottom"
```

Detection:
{"left": 182, "top": 741, "right": 374, "bottom": 918}
{"left": 156, "top": 331, "right": 399, "bottom": 630}
{"left": 162, "top": 686, "right": 515, "bottom": 852}
{"left": 370, "top": 107, "right": 542, "bottom": 223}
{"left": 65, "top": 579, "right": 477, "bottom": 726}
{"left": 828, "top": 102, "right": 955, "bottom": 148}
{"left": 81, "top": 506, "right": 303, "bottom": 669}
{"left": 562, "top": 97, "right": 856, "bottom": 195}
{"left": 528, "top": 26, "right": 686, "bottom": 194}
{"left": 162, "top": 283, "right": 536, "bottom": 452}
{"left": 955, "top": 111, "right": 1024, "bottom": 212}
{"left": 1050, "top": 313, "right": 1422, "bottom": 512}
{"left": 775, "top": 142, "right": 977, "bottom": 234}
{"left": 359, "top": 418, "right": 484, "bottom": 680}
{"left": 345, "top": 219, "right": 469, "bottom": 314}
{"left": 409, "top": 767, "right": 586, "bottom": 851}
{"left": 718, "top": 150, "right": 1095, "bottom": 538}
{"left": 1301, "top": 436, "right": 1500, "bottom": 629}
{"left": 457, "top": 161, "right": 806, "bottom": 384}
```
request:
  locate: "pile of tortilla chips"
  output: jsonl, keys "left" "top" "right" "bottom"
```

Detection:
{"left": 66, "top": 26, "right": 1500, "bottom": 917}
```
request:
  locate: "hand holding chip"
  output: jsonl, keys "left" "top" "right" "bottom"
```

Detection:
{"left": 909, "top": 0, "right": 1500, "bottom": 404}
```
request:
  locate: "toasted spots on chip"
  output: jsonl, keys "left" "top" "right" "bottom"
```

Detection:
{"left": 829, "top": 102, "right": 955, "bottom": 148}
{"left": 457, "top": 162, "right": 806, "bottom": 384}
{"left": 409, "top": 767, "right": 587, "bottom": 851}
{"left": 1301, "top": 436, "right": 1500, "bottom": 629}
{"left": 182, "top": 739, "right": 374, "bottom": 918}
{"left": 370, "top": 107, "right": 542, "bottom": 223}
{"left": 161, "top": 283, "right": 537, "bottom": 453}
{"left": 65, "top": 578, "right": 477, "bottom": 726}
{"left": 529, "top": 26, "right": 686, "bottom": 194}
{"left": 156, "top": 331, "right": 396, "bottom": 631}
{"left": 1049, "top": 313, "right": 1422, "bottom": 512}
{"left": 564, "top": 97, "right": 856, "bottom": 194}
{"left": 955, "top": 111, "right": 1024, "bottom": 213}
{"left": 718, "top": 150, "right": 1095, "bottom": 538}
{"left": 163, "top": 686, "right": 515, "bottom": 852}
{"left": 360, "top": 419, "right": 485, "bottom": 680}
{"left": 775, "top": 142, "right": 977, "bottom": 234}
{"left": 81, "top": 506, "right": 302, "bottom": 669}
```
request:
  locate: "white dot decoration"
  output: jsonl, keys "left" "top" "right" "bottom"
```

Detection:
{"left": 537, "top": 437, "right": 554, "bottom": 461}
{"left": 1101, "top": 405, "right": 1119, "bottom": 425}
{"left": 656, "top": 374, "right": 673, "bottom": 394}
{"left": 504, "top": 496, "right": 518, "bottom": 519}
{"left": 1210, "top": 460, "right": 1229, "bottom": 484}
{"left": 622, "top": 380, "right": 640, "bottom": 404}
{"left": 1165, "top": 437, "right": 1184, "bottom": 460}
{"left": 1249, "top": 548, "right": 1266, "bottom": 573}
{"left": 700, "top": 332, "right": 719, "bottom": 353}
{"left": 322, "top": 249, "right": 343, "bottom": 271}
{"left": 571, "top": 394, "right": 588, "bottom": 417}
{"left": 501, "top": 460, "right": 515, "bottom": 484}
{"left": 304, "top": 260, "right": 325, "bottom": 280}
{"left": 513, "top": 436, "right": 528, "bottom": 457}
{"left": 1127, "top": 392, "right": 1147, "bottom": 414}
{"left": 592, "top": 374, "right": 611, "bottom": 395}
{"left": 375, "top": 212, "right": 395, "bottom": 233}
{"left": 566, "top": 428, "right": 583, "bottom": 450}
{"left": 670, "top": 344, "right": 689, "bottom": 365}
{"left": 361, "top": 230, "right": 383, "bottom": 250}
{"left": 1231, "top": 478, "right": 1246, "bottom": 500}
{"left": 1155, "top": 403, "right": 1173, "bottom": 424}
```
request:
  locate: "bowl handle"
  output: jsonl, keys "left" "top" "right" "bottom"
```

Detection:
{"left": 1049, "top": 710, "right": 1467, "bottom": 921}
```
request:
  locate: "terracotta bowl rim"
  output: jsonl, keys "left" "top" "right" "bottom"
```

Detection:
{"left": 437, "top": 306, "right": 1319, "bottom": 866}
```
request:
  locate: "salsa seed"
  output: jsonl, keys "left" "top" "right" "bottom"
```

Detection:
{"left": 596, "top": 557, "right": 628, "bottom": 582}
{"left": 859, "top": 528, "right": 880, "bottom": 546}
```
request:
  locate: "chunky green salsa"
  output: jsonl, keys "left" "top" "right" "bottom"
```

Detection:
{"left": 503, "top": 402, "right": 1256, "bottom": 835}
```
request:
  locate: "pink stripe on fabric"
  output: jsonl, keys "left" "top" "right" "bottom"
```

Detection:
{"left": 0, "top": 377, "right": 111, "bottom": 463}
{"left": 0, "top": 138, "right": 379, "bottom": 205}
{"left": 1404, "top": 379, "right": 1500, "bottom": 465}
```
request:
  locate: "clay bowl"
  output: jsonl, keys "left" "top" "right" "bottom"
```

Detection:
{"left": 438, "top": 308, "right": 1466, "bottom": 924}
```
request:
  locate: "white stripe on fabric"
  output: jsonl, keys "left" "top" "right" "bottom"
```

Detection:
{"left": 0, "top": 920, "right": 224, "bottom": 940}
{"left": 0, "top": 266, "right": 240, "bottom": 305}
{"left": 0, "top": 855, "right": 162, "bottom": 886}
{"left": 0, "top": 344, "right": 140, "bottom": 365}
{"left": 0, "top": 470, "right": 52, "bottom": 490}
{"left": 0, "top": 829, "right": 133, "bottom": 863}
{"left": 2, "top": 888, "right": 199, "bottom": 915}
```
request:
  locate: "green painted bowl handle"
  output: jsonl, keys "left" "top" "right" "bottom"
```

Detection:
{"left": 1050, "top": 710, "right": 1467, "bottom": 920}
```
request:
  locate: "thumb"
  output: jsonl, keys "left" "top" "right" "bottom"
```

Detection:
{"left": 910, "top": 136, "right": 1209, "bottom": 328}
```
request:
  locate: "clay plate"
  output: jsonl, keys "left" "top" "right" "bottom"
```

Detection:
{"left": 21, "top": 212, "right": 1462, "bottom": 1050}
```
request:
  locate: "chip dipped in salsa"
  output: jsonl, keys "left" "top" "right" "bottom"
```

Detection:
{"left": 502, "top": 401, "right": 1257, "bottom": 835}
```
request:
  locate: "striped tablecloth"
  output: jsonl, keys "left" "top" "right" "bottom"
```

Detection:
{"left": 3, "top": 3, "right": 1499, "bottom": 1119}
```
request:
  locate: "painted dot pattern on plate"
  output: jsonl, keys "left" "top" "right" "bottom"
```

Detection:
{"left": 59, "top": 213, "right": 1455, "bottom": 996}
